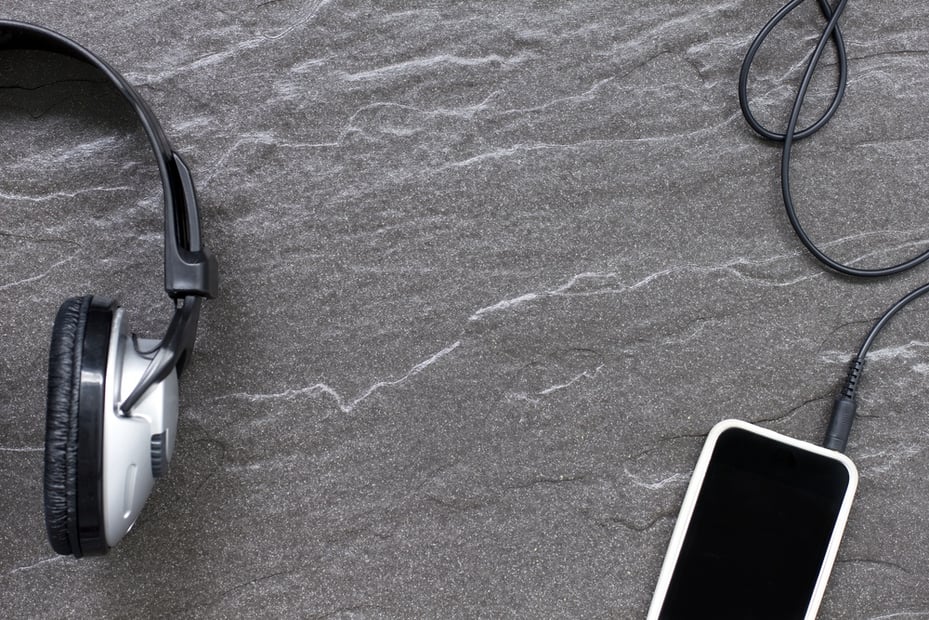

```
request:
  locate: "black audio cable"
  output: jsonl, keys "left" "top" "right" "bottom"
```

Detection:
{"left": 740, "top": 0, "right": 929, "bottom": 451}
{"left": 739, "top": 0, "right": 929, "bottom": 277}
{"left": 824, "top": 282, "right": 929, "bottom": 452}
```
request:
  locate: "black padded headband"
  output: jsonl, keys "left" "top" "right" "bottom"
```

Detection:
{"left": 0, "top": 20, "right": 218, "bottom": 412}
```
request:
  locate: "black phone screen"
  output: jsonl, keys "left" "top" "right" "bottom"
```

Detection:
{"left": 657, "top": 427, "right": 851, "bottom": 620}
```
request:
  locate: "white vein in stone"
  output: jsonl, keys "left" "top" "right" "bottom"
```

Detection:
{"left": 496, "top": 77, "right": 615, "bottom": 116}
{"left": 342, "top": 53, "right": 528, "bottom": 82}
{"left": 125, "top": 7, "right": 337, "bottom": 86}
{"left": 9, "top": 556, "right": 63, "bottom": 575}
{"left": 506, "top": 365, "right": 605, "bottom": 404}
{"left": 468, "top": 254, "right": 821, "bottom": 321}
{"left": 443, "top": 142, "right": 586, "bottom": 169}
{"left": 821, "top": 341, "right": 929, "bottom": 365}
{"left": 263, "top": 0, "right": 335, "bottom": 40}
{"left": 537, "top": 365, "right": 605, "bottom": 395}
{"left": 0, "top": 186, "right": 132, "bottom": 203}
{"left": 125, "top": 40, "right": 264, "bottom": 84}
{"left": 343, "top": 93, "right": 501, "bottom": 123}
{"left": 0, "top": 258, "right": 74, "bottom": 292}
{"left": 470, "top": 229, "right": 929, "bottom": 323}
{"left": 856, "top": 445, "right": 922, "bottom": 475}
{"left": 471, "top": 293, "right": 540, "bottom": 320}
{"left": 16, "top": 137, "right": 121, "bottom": 166}
{"left": 201, "top": 132, "right": 277, "bottom": 188}
{"left": 624, "top": 468, "right": 690, "bottom": 491}
{"left": 220, "top": 341, "right": 461, "bottom": 413}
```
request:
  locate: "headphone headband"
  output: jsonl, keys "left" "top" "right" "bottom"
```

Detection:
{"left": 0, "top": 20, "right": 218, "bottom": 299}
{"left": 1, "top": 20, "right": 218, "bottom": 412}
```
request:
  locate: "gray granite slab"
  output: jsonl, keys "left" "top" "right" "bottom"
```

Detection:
{"left": 2, "top": 1, "right": 929, "bottom": 617}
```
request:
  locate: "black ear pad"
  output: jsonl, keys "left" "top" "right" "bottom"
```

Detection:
{"left": 43, "top": 296, "right": 92, "bottom": 557}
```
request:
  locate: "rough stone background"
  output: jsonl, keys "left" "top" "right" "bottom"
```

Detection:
{"left": 2, "top": 1, "right": 929, "bottom": 618}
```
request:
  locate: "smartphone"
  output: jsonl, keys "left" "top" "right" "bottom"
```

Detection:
{"left": 647, "top": 419, "right": 857, "bottom": 620}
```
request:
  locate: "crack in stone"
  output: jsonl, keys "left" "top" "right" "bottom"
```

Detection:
{"left": 837, "top": 557, "right": 911, "bottom": 574}
{"left": 752, "top": 392, "right": 831, "bottom": 426}
{"left": 595, "top": 510, "right": 676, "bottom": 533}
{"left": 0, "top": 230, "right": 78, "bottom": 245}
{"left": 502, "top": 474, "right": 588, "bottom": 491}
{"left": 0, "top": 77, "right": 103, "bottom": 92}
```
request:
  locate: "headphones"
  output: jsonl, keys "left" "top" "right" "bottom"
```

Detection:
{"left": 0, "top": 20, "right": 219, "bottom": 557}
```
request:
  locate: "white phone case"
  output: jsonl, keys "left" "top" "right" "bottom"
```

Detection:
{"left": 646, "top": 419, "right": 858, "bottom": 620}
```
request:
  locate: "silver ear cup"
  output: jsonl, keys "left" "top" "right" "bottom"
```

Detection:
{"left": 103, "top": 309, "right": 179, "bottom": 547}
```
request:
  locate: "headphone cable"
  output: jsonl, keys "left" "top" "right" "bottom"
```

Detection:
{"left": 740, "top": 0, "right": 929, "bottom": 451}
{"left": 739, "top": 0, "right": 929, "bottom": 278}
{"left": 823, "top": 282, "right": 929, "bottom": 452}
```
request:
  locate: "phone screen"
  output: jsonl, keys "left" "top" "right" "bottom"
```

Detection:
{"left": 657, "top": 427, "right": 851, "bottom": 620}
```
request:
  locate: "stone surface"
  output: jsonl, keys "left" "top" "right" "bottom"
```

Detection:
{"left": 2, "top": 1, "right": 929, "bottom": 617}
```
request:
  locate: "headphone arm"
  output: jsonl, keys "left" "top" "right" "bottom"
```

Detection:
{"left": 119, "top": 296, "right": 203, "bottom": 415}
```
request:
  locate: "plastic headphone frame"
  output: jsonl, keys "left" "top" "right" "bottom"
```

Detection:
{"left": 0, "top": 19, "right": 218, "bottom": 414}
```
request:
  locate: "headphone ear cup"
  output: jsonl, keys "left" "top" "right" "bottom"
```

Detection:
{"left": 43, "top": 296, "right": 93, "bottom": 557}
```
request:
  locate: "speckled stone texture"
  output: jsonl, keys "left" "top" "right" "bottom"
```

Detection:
{"left": 2, "top": 1, "right": 929, "bottom": 617}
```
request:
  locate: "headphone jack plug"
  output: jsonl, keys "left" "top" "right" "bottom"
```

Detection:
{"left": 824, "top": 358, "right": 863, "bottom": 453}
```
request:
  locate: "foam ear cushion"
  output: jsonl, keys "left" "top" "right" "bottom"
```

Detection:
{"left": 43, "top": 296, "right": 92, "bottom": 556}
